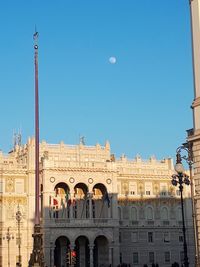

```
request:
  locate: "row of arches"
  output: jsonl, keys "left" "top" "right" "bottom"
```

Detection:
{"left": 54, "top": 182, "right": 109, "bottom": 199}
{"left": 48, "top": 183, "right": 111, "bottom": 220}
{"left": 53, "top": 235, "right": 109, "bottom": 267}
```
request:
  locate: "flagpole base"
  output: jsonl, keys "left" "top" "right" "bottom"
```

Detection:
{"left": 28, "top": 224, "right": 45, "bottom": 267}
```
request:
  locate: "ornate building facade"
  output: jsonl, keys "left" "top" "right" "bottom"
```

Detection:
{"left": 187, "top": 0, "right": 200, "bottom": 264}
{"left": 0, "top": 138, "right": 195, "bottom": 267}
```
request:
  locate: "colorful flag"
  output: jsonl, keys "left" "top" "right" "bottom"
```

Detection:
{"left": 103, "top": 192, "right": 110, "bottom": 208}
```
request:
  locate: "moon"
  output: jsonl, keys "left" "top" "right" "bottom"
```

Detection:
{"left": 109, "top": 56, "right": 117, "bottom": 64}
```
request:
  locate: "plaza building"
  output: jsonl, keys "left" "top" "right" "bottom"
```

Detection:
{"left": 0, "top": 138, "right": 195, "bottom": 267}
{"left": 187, "top": 0, "right": 200, "bottom": 264}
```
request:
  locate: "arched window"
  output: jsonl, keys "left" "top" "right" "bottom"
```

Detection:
{"left": 146, "top": 206, "right": 153, "bottom": 220}
{"left": 118, "top": 207, "right": 122, "bottom": 220}
{"left": 161, "top": 207, "right": 168, "bottom": 220}
{"left": 177, "top": 207, "right": 182, "bottom": 221}
{"left": 131, "top": 207, "right": 138, "bottom": 221}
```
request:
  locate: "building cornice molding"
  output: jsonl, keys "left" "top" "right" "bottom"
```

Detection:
{"left": 41, "top": 167, "right": 117, "bottom": 173}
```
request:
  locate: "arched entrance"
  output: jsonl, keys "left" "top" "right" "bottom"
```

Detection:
{"left": 54, "top": 236, "right": 70, "bottom": 267}
{"left": 74, "top": 236, "right": 90, "bottom": 267}
{"left": 93, "top": 235, "right": 109, "bottom": 267}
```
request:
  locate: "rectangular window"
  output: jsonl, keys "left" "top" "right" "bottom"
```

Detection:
{"left": 131, "top": 232, "right": 138, "bottom": 243}
{"left": 148, "top": 232, "right": 153, "bottom": 243}
{"left": 146, "top": 191, "right": 151, "bottom": 195}
{"left": 133, "top": 252, "right": 139, "bottom": 264}
{"left": 120, "top": 253, "right": 122, "bottom": 264}
{"left": 176, "top": 190, "right": 181, "bottom": 196}
{"left": 119, "top": 232, "right": 122, "bottom": 243}
{"left": 164, "top": 232, "right": 170, "bottom": 243}
{"left": 179, "top": 235, "right": 183, "bottom": 242}
{"left": 129, "top": 182, "right": 137, "bottom": 195}
{"left": 165, "top": 252, "right": 170, "bottom": 263}
{"left": 180, "top": 251, "right": 184, "bottom": 263}
{"left": 149, "top": 252, "right": 155, "bottom": 263}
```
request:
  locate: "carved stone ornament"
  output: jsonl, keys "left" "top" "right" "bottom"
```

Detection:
{"left": 6, "top": 178, "right": 14, "bottom": 192}
{"left": 88, "top": 178, "right": 93, "bottom": 184}
{"left": 106, "top": 178, "right": 112, "bottom": 184}
{"left": 69, "top": 177, "right": 75, "bottom": 183}
{"left": 50, "top": 177, "right": 55, "bottom": 183}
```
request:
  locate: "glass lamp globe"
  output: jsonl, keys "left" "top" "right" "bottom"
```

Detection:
{"left": 175, "top": 163, "right": 184, "bottom": 174}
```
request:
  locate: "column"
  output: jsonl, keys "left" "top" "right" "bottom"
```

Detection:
{"left": 89, "top": 245, "right": 94, "bottom": 267}
{"left": 69, "top": 194, "right": 73, "bottom": 219}
{"left": 50, "top": 242, "right": 54, "bottom": 267}
{"left": 109, "top": 246, "right": 113, "bottom": 266}
{"left": 108, "top": 194, "right": 112, "bottom": 218}
{"left": 89, "top": 193, "right": 93, "bottom": 219}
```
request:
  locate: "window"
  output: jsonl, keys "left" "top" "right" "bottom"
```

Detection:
{"left": 160, "top": 183, "right": 168, "bottom": 196}
{"left": 179, "top": 235, "right": 183, "bottom": 243}
{"left": 180, "top": 251, "right": 184, "bottom": 263}
{"left": 131, "top": 232, "right": 138, "bottom": 242}
{"left": 145, "top": 182, "right": 152, "bottom": 196}
{"left": 161, "top": 207, "right": 168, "bottom": 220}
{"left": 176, "top": 190, "right": 181, "bottom": 196}
{"left": 129, "top": 182, "right": 137, "bottom": 195}
{"left": 133, "top": 252, "right": 139, "bottom": 264}
{"left": 164, "top": 232, "right": 170, "bottom": 243}
{"left": 120, "top": 253, "right": 122, "bottom": 264}
{"left": 149, "top": 252, "right": 155, "bottom": 263}
{"left": 146, "top": 207, "right": 153, "bottom": 220}
{"left": 118, "top": 207, "right": 122, "bottom": 220}
{"left": 119, "top": 232, "right": 122, "bottom": 243}
{"left": 165, "top": 252, "right": 170, "bottom": 263}
{"left": 131, "top": 207, "right": 137, "bottom": 221}
{"left": 148, "top": 232, "right": 154, "bottom": 243}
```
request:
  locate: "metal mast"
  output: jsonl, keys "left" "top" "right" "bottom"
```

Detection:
{"left": 28, "top": 30, "right": 45, "bottom": 267}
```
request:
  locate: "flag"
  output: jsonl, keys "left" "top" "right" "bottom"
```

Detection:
{"left": 103, "top": 192, "right": 110, "bottom": 208}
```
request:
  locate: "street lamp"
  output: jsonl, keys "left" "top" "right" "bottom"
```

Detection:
{"left": 5, "top": 227, "right": 12, "bottom": 267}
{"left": 172, "top": 151, "right": 190, "bottom": 267}
{"left": 16, "top": 205, "right": 22, "bottom": 267}
{"left": 176, "top": 142, "right": 199, "bottom": 266}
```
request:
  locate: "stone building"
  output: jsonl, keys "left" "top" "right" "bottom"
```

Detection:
{"left": 187, "top": 0, "right": 200, "bottom": 264}
{"left": 0, "top": 138, "right": 195, "bottom": 267}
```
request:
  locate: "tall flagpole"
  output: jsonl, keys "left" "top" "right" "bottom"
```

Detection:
{"left": 28, "top": 30, "right": 45, "bottom": 267}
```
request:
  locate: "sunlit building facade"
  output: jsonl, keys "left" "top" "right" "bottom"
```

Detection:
{"left": 0, "top": 138, "right": 195, "bottom": 266}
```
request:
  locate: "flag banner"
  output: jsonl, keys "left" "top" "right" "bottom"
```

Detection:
{"left": 103, "top": 192, "right": 110, "bottom": 208}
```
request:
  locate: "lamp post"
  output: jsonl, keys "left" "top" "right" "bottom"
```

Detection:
{"left": 6, "top": 227, "right": 12, "bottom": 267}
{"left": 16, "top": 205, "right": 22, "bottom": 267}
{"left": 172, "top": 151, "right": 190, "bottom": 267}
{"left": 176, "top": 142, "right": 199, "bottom": 266}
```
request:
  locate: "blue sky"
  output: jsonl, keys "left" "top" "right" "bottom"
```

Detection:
{"left": 0, "top": 1, "right": 194, "bottom": 160}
